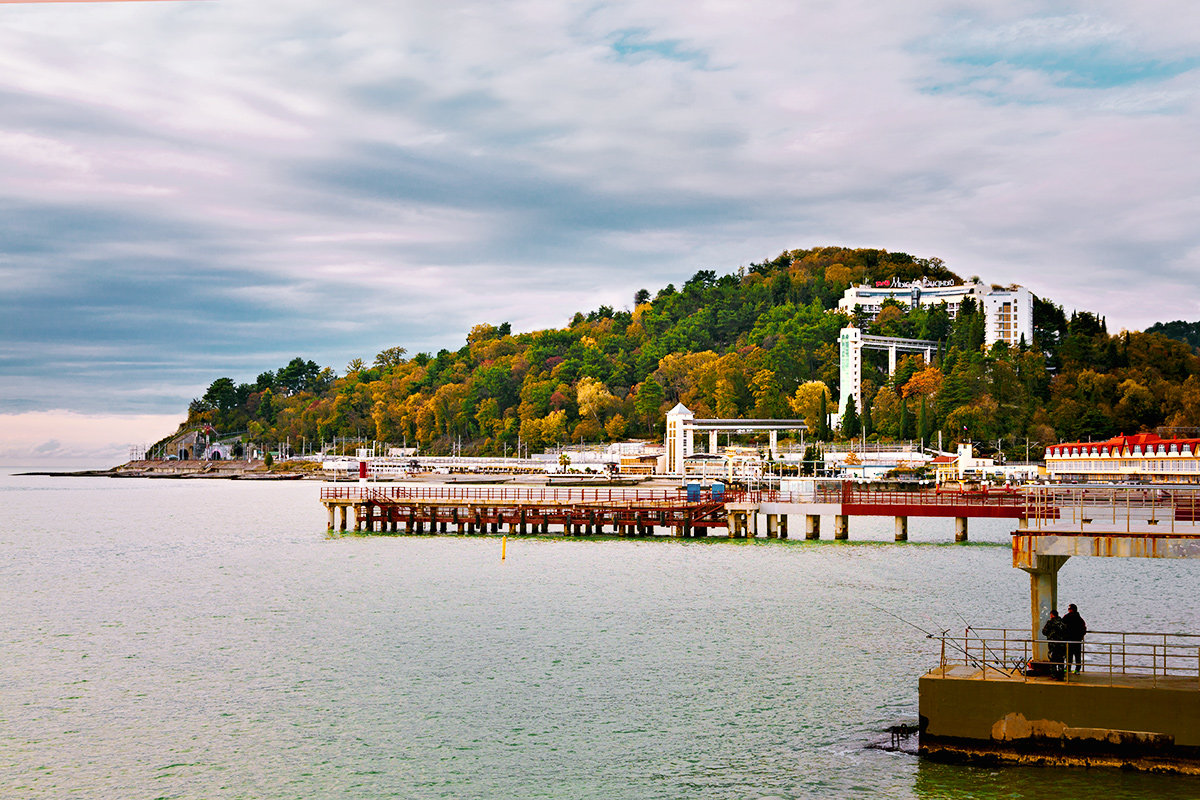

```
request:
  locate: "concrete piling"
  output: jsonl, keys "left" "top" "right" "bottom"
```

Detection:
{"left": 834, "top": 514, "right": 849, "bottom": 540}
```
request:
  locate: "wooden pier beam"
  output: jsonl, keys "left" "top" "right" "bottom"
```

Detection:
{"left": 834, "top": 514, "right": 849, "bottom": 540}
{"left": 954, "top": 516, "right": 968, "bottom": 542}
{"left": 895, "top": 516, "right": 909, "bottom": 542}
{"left": 779, "top": 514, "right": 788, "bottom": 539}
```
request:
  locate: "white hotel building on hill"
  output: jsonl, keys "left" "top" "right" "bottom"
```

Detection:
{"left": 838, "top": 279, "right": 1033, "bottom": 348}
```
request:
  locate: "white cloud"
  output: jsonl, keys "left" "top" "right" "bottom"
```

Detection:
{"left": 0, "top": 0, "right": 1198, "bottom": 445}
{"left": 0, "top": 410, "right": 180, "bottom": 467}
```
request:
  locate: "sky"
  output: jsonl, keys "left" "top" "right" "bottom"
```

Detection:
{"left": 2, "top": 0, "right": 1200, "bottom": 464}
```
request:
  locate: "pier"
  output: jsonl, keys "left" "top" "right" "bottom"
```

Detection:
{"left": 920, "top": 486, "right": 1200, "bottom": 772}
{"left": 321, "top": 481, "right": 1045, "bottom": 541}
{"left": 321, "top": 485, "right": 729, "bottom": 538}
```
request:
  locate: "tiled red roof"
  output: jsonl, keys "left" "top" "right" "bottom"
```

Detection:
{"left": 1047, "top": 433, "right": 1200, "bottom": 457}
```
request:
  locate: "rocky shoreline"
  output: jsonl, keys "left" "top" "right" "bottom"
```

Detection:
{"left": 16, "top": 460, "right": 679, "bottom": 487}
{"left": 17, "top": 460, "right": 314, "bottom": 480}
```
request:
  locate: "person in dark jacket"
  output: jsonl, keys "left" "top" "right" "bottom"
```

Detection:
{"left": 1063, "top": 603, "right": 1087, "bottom": 674}
{"left": 1042, "top": 610, "right": 1068, "bottom": 679}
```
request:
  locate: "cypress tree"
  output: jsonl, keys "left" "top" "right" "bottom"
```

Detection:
{"left": 842, "top": 396, "right": 861, "bottom": 439}
{"left": 918, "top": 396, "right": 928, "bottom": 448}
{"left": 817, "top": 391, "right": 829, "bottom": 441}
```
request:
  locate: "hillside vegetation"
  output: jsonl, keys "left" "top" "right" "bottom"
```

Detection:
{"left": 183, "top": 247, "right": 1200, "bottom": 460}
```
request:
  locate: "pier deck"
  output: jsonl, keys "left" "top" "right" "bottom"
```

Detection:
{"left": 321, "top": 485, "right": 728, "bottom": 537}
{"left": 320, "top": 483, "right": 1041, "bottom": 540}
{"left": 321, "top": 483, "right": 1200, "bottom": 543}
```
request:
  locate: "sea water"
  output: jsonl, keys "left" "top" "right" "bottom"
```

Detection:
{"left": 2, "top": 471, "right": 1198, "bottom": 799}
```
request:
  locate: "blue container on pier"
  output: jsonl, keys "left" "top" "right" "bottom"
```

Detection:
{"left": 711, "top": 482, "right": 725, "bottom": 501}
{"left": 686, "top": 483, "right": 702, "bottom": 501}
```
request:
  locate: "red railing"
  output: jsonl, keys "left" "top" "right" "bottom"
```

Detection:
{"left": 321, "top": 483, "right": 1024, "bottom": 510}
{"left": 320, "top": 484, "right": 739, "bottom": 504}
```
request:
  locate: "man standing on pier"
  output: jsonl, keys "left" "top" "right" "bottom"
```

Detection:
{"left": 1042, "top": 610, "right": 1068, "bottom": 679}
{"left": 1063, "top": 603, "right": 1087, "bottom": 674}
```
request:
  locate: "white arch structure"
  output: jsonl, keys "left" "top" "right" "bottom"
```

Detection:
{"left": 665, "top": 404, "right": 807, "bottom": 475}
{"left": 838, "top": 327, "right": 938, "bottom": 420}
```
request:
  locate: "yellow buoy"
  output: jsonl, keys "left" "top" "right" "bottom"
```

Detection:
{"left": 501, "top": 535, "right": 507, "bottom": 560}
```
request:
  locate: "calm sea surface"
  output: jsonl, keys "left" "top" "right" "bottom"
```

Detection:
{"left": 3, "top": 471, "right": 1200, "bottom": 799}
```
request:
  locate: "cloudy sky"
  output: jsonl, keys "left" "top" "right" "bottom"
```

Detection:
{"left": 2, "top": 0, "right": 1199, "bottom": 463}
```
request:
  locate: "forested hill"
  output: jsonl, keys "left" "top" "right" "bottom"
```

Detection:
{"left": 182, "top": 246, "right": 1200, "bottom": 459}
{"left": 1147, "top": 320, "right": 1200, "bottom": 351}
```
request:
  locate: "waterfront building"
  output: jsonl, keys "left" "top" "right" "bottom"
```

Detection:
{"left": 838, "top": 279, "right": 1033, "bottom": 347}
{"left": 1045, "top": 432, "right": 1200, "bottom": 483}
{"left": 822, "top": 442, "right": 933, "bottom": 479}
{"left": 931, "top": 444, "right": 996, "bottom": 484}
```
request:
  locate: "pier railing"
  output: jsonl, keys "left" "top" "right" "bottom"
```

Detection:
{"left": 933, "top": 627, "right": 1200, "bottom": 688}
{"left": 1022, "top": 486, "right": 1200, "bottom": 532}
{"left": 319, "top": 485, "right": 728, "bottom": 505}
{"left": 322, "top": 483, "right": 1200, "bottom": 527}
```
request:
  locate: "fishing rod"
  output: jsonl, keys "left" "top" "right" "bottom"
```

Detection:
{"left": 861, "top": 599, "right": 986, "bottom": 669}
{"left": 949, "top": 606, "right": 1023, "bottom": 675}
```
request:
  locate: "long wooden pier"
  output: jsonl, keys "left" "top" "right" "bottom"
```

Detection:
{"left": 321, "top": 483, "right": 1200, "bottom": 542}
{"left": 322, "top": 483, "right": 1035, "bottom": 541}
{"left": 321, "top": 485, "right": 729, "bottom": 537}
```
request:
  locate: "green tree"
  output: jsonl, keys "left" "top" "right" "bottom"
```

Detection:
{"left": 817, "top": 391, "right": 830, "bottom": 440}
{"left": 201, "top": 377, "right": 237, "bottom": 416}
{"left": 257, "top": 388, "right": 277, "bottom": 424}
{"left": 634, "top": 378, "right": 666, "bottom": 430}
{"left": 374, "top": 346, "right": 408, "bottom": 370}
{"left": 841, "top": 396, "right": 861, "bottom": 439}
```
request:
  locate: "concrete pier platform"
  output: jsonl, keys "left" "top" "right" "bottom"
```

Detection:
{"left": 920, "top": 664, "right": 1200, "bottom": 773}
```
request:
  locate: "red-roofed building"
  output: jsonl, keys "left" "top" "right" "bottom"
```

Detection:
{"left": 1045, "top": 433, "right": 1200, "bottom": 483}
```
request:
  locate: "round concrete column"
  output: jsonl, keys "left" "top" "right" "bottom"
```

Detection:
{"left": 805, "top": 514, "right": 820, "bottom": 540}
{"left": 834, "top": 514, "right": 849, "bottom": 540}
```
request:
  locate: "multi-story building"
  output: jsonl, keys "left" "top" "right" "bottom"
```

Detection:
{"left": 981, "top": 286, "right": 1033, "bottom": 348}
{"left": 1045, "top": 433, "right": 1200, "bottom": 483}
{"left": 838, "top": 279, "right": 1033, "bottom": 348}
{"left": 839, "top": 278, "right": 987, "bottom": 321}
